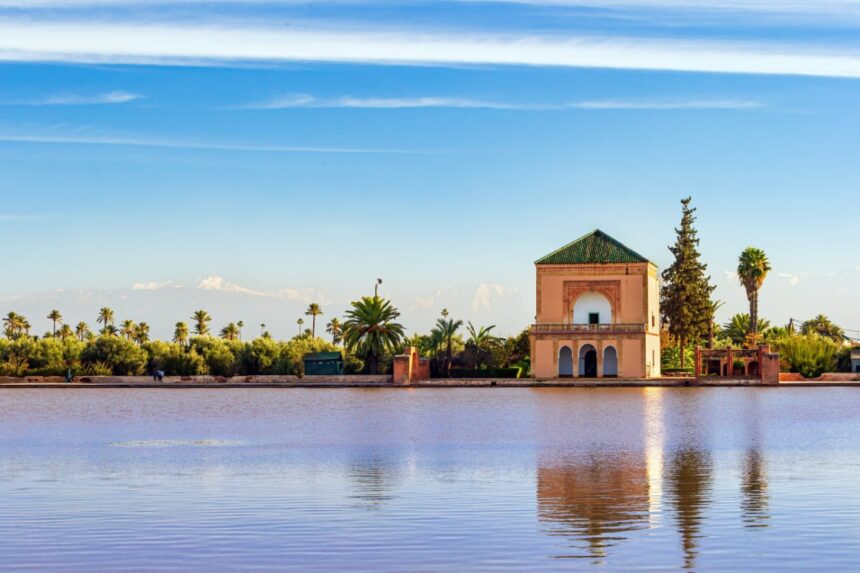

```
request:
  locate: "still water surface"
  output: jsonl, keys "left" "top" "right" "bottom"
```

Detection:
{"left": 1, "top": 388, "right": 859, "bottom": 571}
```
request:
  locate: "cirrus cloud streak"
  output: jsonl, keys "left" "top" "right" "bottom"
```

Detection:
{"left": 2, "top": 20, "right": 860, "bottom": 78}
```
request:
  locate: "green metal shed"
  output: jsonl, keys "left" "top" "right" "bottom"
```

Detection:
{"left": 303, "top": 352, "right": 344, "bottom": 376}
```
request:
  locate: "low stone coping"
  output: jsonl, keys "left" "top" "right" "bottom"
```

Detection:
{"left": 1, "top": 375, "right": 858, "bottom": 388}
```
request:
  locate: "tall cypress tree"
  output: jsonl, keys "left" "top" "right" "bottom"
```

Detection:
{"left": 661, "top": 197, "right": 716, "bottom": 368}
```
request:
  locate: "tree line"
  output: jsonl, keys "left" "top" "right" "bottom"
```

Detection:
{"left": 660, "top": 197, "right": 853, "bottom": 377}
{"left": 1, "top": 295, "right": 527, "bottom": 378}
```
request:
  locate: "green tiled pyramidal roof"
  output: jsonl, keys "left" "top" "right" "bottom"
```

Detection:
{"left": 536, "top": 230, "right": 649, "bottom": 265}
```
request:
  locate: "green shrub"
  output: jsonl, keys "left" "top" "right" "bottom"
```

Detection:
{"left": 81, "top": 336, "right": 147, "bottom": 376}
{"left": 239, "top": 337, "right": 281, "bottom": 375}
{"left": 774, "top": 335, "right": 839, "bottom": 378}
{"left": 661, "top": 345, "right": 695, "bottom": 370}
{"left": 448, "top": 367, "right": 521, "bottom": 379}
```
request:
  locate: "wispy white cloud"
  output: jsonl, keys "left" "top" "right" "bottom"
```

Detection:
{"left": 471, "top": 283, "right": 518, "bottom": 311}
{"left": 778, "top": 272, "right": 801, "bottom": 287}
{"left": 132, "top": 280, "right": 179, "bottom": 290}
{"left": 3, "top": 0, "right": 859, "bottom": 16}
{"left": 0, "top": 126, "right": 434, "bottom": 154}
{"left": 243, "top": 94, "right": 763, "bottom": 111}
{"left": 0, "top": 213, "right": 50, "bottom": 221}
{"left": 0, "top": 91, "right": 142, "bottom": 106}
{"left": 412, "top": 285, "right": 456, "bottom": 310}
{"left": 2, "top": 19, "right": 860, "bottom": 78}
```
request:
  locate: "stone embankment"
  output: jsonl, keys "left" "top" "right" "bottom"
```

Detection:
{"left": 1, "top": 374, "right": 858, "bottom": 388}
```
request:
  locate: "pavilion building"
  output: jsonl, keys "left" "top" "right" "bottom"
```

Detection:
{"left": 530, "top": 230, "right": 661, "bottom": 379}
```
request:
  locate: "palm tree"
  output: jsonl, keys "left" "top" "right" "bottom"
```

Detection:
{"left": 58, "top": 323, "right": 74, "bottom": 341}
{"left": 737, "top": 248, "right": 771, "bottom": 340}
{"left": 173, "top": 322, "right": 190, "bottom": 347}
{"left": 297, "top": 318, "right": 304, "bottom": 336}
{"left": 133, "top": 322, "right": 150, "bottom": 344}
{"left": 192, "top": 309, "right": 212, "bottom": 336}
{"left": 305, "top": 303, "right": 323, "bottom": 337}
{"left": 260, "top": 323, "right": 266, "bottom": 337}
{"left": 220, "top": 322, "right": 240, "bottom": 341}
{"left": 720, "top": 314, "right": 772, "bottom": 346}
{"left": 801, "top": 315, "right": 845, "bottom": 342}
{"left": 3, "top": 312, "right": 26, "bottom": 339}
{"left": 97, "top": 307, "right": 115, "bottom": 335}
{"left": 75, "top": 321, "right": 90, "bottom": 342}
{"left": 47, "top": 309, "right": 63, "bottom": 336}
{"left": 120, "top": 319, "right": 137, "bottom": 340}
{"left": 435, "top": 314, "right": 463, "bottom": 375}
{"left": 342, "top": 296, "right": 405, "bottom": 374}
{"left": 326, "top": 318, "right": 343, "bottom": 345}
{"left": 237, "top": 320, "right": 244, "bottom": 340}
{"left": 466, "top": 322, "right": 498, "bottom": 369}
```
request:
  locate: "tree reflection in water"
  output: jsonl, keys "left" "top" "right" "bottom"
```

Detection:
{"left": 667, "top": 448, "right": 713, "bottom": 571}
{"left": 537, "top": 452, "right": 650, "bottom": 562}
{"left": 741, "top": 449, "right": 770, "bottom": 528}
{"left": 348, "top": 455, "right": 401, "bottom": 510}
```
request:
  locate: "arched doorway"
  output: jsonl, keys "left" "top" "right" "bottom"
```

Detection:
{"left": 747, "top": 361, "right": 759, "bottom": 377}
{"left": 603, "top": 346, "right": 618, "bottom": 377}
{"left": 559, "top": 346, "right": 573, "bottom": 378}
{"left": 579, "top": 344, "right": 597, "bottom": 378}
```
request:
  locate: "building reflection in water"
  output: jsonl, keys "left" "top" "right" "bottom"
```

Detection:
{"left": 537, "top": 451, "right": 650, "bottom": 561}
{"left": 537, "top": 388, "right": 665, "bottom": 562}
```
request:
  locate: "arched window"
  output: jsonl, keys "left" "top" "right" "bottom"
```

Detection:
{"left": 573, "top": 292, "right": 613, "bottom": 324}
{"left": 559, "top": 346, "right": 573, "bottom": 377}
{"left": 604, "top": 346, "right": 618, "bottom": 377}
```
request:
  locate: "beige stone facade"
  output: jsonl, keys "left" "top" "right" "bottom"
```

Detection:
{"left": 530, "top": 231, "right": 661, "bottom": 379}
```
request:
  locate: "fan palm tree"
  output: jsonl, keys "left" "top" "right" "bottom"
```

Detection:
{"left": 173, "top": 322, "right": 190, "bottom": 347}
{"left": 296, "top": 318, "right": 304, "bottom": 336}
{"left": 801, "top": 315, "right": 845, "bottom": 342}
{"left": 423, "top": 328, "right": 445, "bottom": 365}
{"left": 737, "top": 248, "right": 771, "bottom": 338}
{"left": 466, "top": 322, "right": 498, "bottom": 369}
{"left": 260, "top": 323, "right": 266, "bottom": 337}
{"left": 47, "top": 309, "right": 63, "bottom": 336}
{"left": 720, "top": 314, "right": 772, "bottom": 346}
{"left": 133, "top": 322, "right": 150, "bottom": 344}
{"left": 220, "top": 322, "right": 240, "bottom": 341}
{"left": 237, "top": 320, "right": 244, "bottom": 340}
{"left": 305, "top": 303, "right": 323, "bottom": 337}
{"left": 192, "top": 310, "right": 212, "bottom": 336}
{"left": 326, "top": 318, "right": 343, "bottom": 345}
{"left": 435, "top": 314, "right": 463, "bottom": 375}
{"left": 75, "top": 321, "right": 90, "bottom": 342}
{"left": 342, "top": 296, "right": 405, "bottom": 374}
{"left": 120, "top": 319, "right": 137, "bottom": 341}
{"left": 97, "top": 307, "right": 115, "bottom": 335}
{"left": 58, "top": 323, "right": 74, "bottom": 341}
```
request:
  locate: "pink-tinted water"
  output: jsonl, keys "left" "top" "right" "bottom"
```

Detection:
{"left": 1, "top": 387, "right": 859, "bottom": 571}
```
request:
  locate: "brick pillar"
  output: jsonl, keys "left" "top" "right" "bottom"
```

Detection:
{"left": 726, "top": 346, "right": 733, "bottom": 378}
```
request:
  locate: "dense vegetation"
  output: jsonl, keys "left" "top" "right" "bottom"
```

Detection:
{"left": 1, "top": 301, "right": 530, "bottom": 378}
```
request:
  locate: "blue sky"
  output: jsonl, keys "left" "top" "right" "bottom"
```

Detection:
{"left": 1, "top": 0, "right": 859, "bottom": 340}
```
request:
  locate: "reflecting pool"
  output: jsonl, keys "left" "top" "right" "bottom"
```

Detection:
{"left": 1, "top": 388, "right": 859, "bottom": 571}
